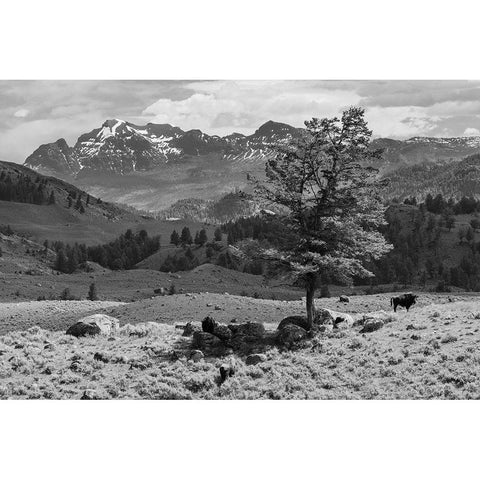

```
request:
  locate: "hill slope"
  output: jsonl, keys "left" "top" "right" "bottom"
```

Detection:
{"left": 1, "top": 294, "right": 479, "bottom": 399}
{"left": 0, "top": 161, "right": 215, "bottom": 246}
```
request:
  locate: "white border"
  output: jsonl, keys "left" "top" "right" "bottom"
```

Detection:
{"left": 2, "top": 1, "right": 480, "bottom": 478}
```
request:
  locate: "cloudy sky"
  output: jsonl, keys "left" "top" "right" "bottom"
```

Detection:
{"left": 2, "top": 80, "right": 480, "bottom": 163}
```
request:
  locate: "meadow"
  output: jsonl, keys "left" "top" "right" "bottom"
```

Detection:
{"left": 1, "top": 293, "right": 480, "bottom": 399}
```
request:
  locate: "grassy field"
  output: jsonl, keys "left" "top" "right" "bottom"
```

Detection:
{"left": 1, "top": 295, "right": 480, "bottom": 399}
{"left": 0, "top": 200, "right": 217, "bottom": 246}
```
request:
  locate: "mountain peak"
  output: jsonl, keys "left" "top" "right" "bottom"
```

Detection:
{"left": 253, "top": 120, "right": 297, "bottom": 137}
{"left": 54, "top": 138, "right": 69, "bottom": 149}
{"left": 102, "top": 118, "right": 125, "bottom": 128}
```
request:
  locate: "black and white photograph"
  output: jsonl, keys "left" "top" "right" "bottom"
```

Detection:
{"left": 2, "top": 1, "right": 480, "bottom": 478}
{"left": 4, "top": 78, "right": 480, "bottom": 400}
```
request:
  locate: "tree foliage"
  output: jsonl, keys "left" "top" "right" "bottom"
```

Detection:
{"left": 237, "top": 108, "right": 392, "bottom": 324}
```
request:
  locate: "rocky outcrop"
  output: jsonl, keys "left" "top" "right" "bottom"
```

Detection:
{"left": 276, "top": 324, "right": 308, "bottom": 348}
{"left": 315, "top": 308, "right": 354, "bottom": 329}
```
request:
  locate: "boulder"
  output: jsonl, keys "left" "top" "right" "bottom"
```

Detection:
{"left": 66, "top": 321, "right": 101, "bottom": 338}
{"left": 246, "top": 353, "right": 267, "bottom": 366}
{"left": 182, "top": 322, "right": 202, "bottom": 337}
{"left": 81, "top": 389, "right": 99, "bottom": 400}
{"left": 314, "top": 309, "right": 354, "bottom": 329}
{"left": 74, "top": 314, "right": 120, "bottom": 336}
{"left": 360, "top": 318, "right": 384, "bottom": 333}
{"left": 228, "top": 322, "right": 265, "bottom": 337}
{"left": 276, "top": 324, "right": 308, "bottom": 348}
{"left": 192, "top": 331, "right": 226, "bottom": 356}
{"left": 154, "top": 287, "right": 165, "bottom": 295}
{"left": 277, "top": 316, "right": 310, "bottom": 331}
{"left": 228, "top": 322, "right": 268, "bottom": 354}
{"left": 190, "top": 350, "right": 204, "bottom": 362}
{"left": 339, "top": 295, "right": 350, "bottom": 303}
{"left": 212, "top": 324, "right": 232, "bottom": 342}
{"left": 202, "top": 316, "right": 217, "bottom": 334}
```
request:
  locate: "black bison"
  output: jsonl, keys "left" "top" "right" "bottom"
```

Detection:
{"left": 391, "top": 293, "right": 418, "bottom": 312}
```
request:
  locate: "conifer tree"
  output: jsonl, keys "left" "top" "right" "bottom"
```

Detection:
{"left": 239, "top": 107, "right": 392, "bottom": 327}
{"left": 170, "top": 230, "right": 180, "bottom": 246}
{"left": 180, "top": 226, "right": 192, "bottom": 245}
{"left": 87, "top": 282, "right": 98, "bottom": 301}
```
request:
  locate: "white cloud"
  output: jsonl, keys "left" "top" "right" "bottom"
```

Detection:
{"left": 142, "top": 81, "right": 362, "bottom": 135}
{"left": 463, "top": 127, "right": 480, "bottom": 136}
{"left": 13, "top": 108, "right": 29, "bottom": 118}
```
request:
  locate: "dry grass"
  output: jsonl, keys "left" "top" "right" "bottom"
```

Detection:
{"left": 1, "top": 298, "right": 480, "bottom": 399}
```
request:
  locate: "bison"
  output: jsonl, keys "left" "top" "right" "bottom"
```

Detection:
{"left": 391, "top": 293, "right": 418, "bottom": 312}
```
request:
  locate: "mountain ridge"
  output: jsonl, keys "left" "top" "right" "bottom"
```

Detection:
{"left": 25, "top": 119, "right": 303, "bottom": 177}
{"left": 22, "top": 119, "right": 480, "bottom": 212}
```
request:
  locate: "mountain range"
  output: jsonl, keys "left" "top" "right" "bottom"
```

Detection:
{"left": 23, "top": 119, "right": 480, "bottom": 211}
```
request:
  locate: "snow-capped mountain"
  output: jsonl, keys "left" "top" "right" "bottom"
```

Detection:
{"left": 24, "top": 119, "right": 302, "bottom": 177}
{"left": 22, "top": 118, "right": 480, "bottom": 212}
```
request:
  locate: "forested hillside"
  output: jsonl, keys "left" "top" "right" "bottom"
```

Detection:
{"left": 383, "top": 154, "right": 480, "bottom": 201}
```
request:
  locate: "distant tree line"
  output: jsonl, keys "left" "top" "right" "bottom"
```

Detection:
{"left": 404, "top": 193, "right": 480, "bottom": 215}
{"left": 169, "top": 226, "right": 211, "bottom": 246}
{"left": 0, "top": 171, "right": 56, "bottom": 205}
{"left": 52, "top": 229, "right": 160, "bottom": 273}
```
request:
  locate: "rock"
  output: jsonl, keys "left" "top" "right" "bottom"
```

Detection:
{"left": 202, "top": 316, "right": 217, "bottom": 334}
{"left": 441, "top": 333, "right": 458, "bottom": 344}
{"left": 93, "top": 352, "right": 109, "bottom": 363}
{"left": 214, "top": 305, "right": 222, "bottom": 311}
{"left": 83, "top": 314, "right": 120, "bottom": 336}
{"left": 70, "top": 360, "right": 82, "bottom": 372}
{"left": 314, "top": 309, "right": 354, "bottom": 329}
{"left": 317, "top": 324, "right": 334, "bottom": 334}
{"left": 246, "top": 353, "right": 267, "bottom": 366}
{"left": 228, "top": 322, "right": 265, "bottom": 337}
{"left": 182, "top": 322, "right": 202, "bottom": 337}
{"left": 360, "top": 318, "right": 384, "bottom": 333}
{"left": 228, "top": 322, "right": 268, "bottom": 354}
{"left": 277, "top": 316, "right": 310, "bottom": 331}
{"left": 192, "top": 331, "right": 226, "bottom": 356}
{"left": 81, "top": 389, "right": 98, "bottom": 400}
{"left": 66, "top": 321, "right": 101, "bottom": 338}
{"left": 153, "top": 287, "right": 165, "bottom": 295}
{"left": 212, "top": 324, "right": 232, "bottom": 342}
{"left": 190, "top": 350, "right": 204, "bottom": 362}
{"left": 276, "top": 324, "right": 308, "bottom": 348}
{"left": 219, "top": 363, "right": 235, "bottom": 383}
{"left": 339, "top": 295, "right": 350, "bottom": 303}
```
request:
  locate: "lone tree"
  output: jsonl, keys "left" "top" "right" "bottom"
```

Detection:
{"left": 238, "top": 107, "right": 392, "bottom": 328}
{"left": 87, "top": 282, "right": 98, "bottom": 301}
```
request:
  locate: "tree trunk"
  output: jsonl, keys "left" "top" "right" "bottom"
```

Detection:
{"left": 305, "top": 274, "right": 317, "bottom": 329}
